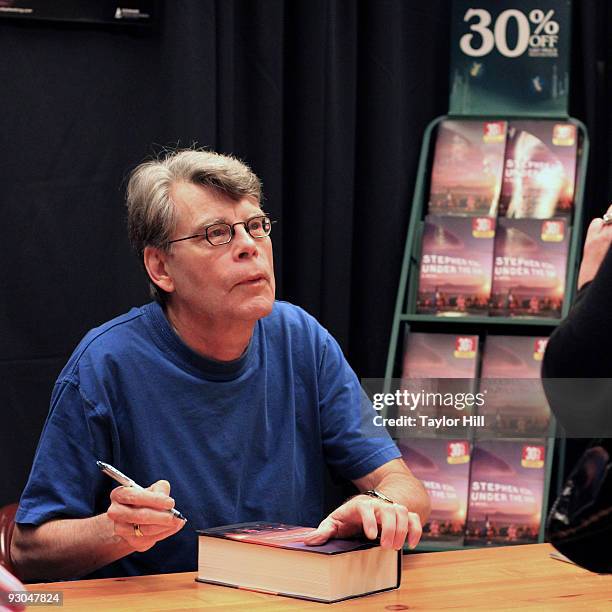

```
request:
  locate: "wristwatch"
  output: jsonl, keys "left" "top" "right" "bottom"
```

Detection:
{"left": 363, "top": 489, "right": 395, "bottom": 504}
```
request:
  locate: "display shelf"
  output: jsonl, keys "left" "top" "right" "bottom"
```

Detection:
{"left": 389, "top": 114, "right": 589, "bottom": 553}
{"left": 386, "top": 114, "right": 588, "bottom": 382}
{"left": 399, "top": 314, "right": 561, "bottom": 327}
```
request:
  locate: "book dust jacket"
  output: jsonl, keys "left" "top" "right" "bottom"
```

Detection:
{"left": 399, "top": 438, "right": 471, "bottom": 546}
{"left": 489, "top": 218, "right": 569, "bottom": 318}
{"left": 465, "top": 440, "right": 546, "bottom": 546}
{"left": 429, "top": 120, "right": 507, "bottom": 217}
{"left": 400, "top": 332, "right": 478, "bottom": 426}
{"left": 478, "top": 335, "right": 551, "bottom": 437}
{"left": 417, "top": 216, "right": 495, "bottom": 316}
{"left": 499, "top": 120, "right": 577, "bottom": 219}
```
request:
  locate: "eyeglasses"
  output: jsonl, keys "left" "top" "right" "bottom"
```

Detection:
{"left": 168, "top": 215, "right": 274, "bottom": 247}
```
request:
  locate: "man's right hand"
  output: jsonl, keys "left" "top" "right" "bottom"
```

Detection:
{"left": 11, "top": 480, "right": 186, "bottom": 581}
{"left": 107, "top": 480, "right": 185, "bottom": 552}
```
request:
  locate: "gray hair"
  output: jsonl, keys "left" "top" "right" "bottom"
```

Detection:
{"left": 126, "top": 149, "right": 263, "bottom": 303}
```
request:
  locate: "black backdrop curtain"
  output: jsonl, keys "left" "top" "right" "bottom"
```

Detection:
{"left": 0, "top": 0, "right": 610, "bottom": 507}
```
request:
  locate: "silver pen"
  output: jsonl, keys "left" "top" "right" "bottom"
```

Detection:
{"left": 96, "top": 460, "right": 187, "bottom": 522}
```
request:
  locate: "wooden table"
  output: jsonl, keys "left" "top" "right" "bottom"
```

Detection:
{"left": 32, "top": 544, "right": 612, "bottom": 610}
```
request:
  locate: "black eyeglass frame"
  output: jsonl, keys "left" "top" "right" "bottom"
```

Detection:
{"left": 167, "top": 215, "right": 275, "bottom": 247}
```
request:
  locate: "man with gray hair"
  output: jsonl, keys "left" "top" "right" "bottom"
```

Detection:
{"left": 12, "top": 149, "right": 429, "bottom": 581}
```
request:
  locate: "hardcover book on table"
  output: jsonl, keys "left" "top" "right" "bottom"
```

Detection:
{"left": 464, "top": 440, "right": 546, "bottom": 547}
{"left": 478, "top": 335, "right": 551, "bottom": 437}
{"left": 489, "top": 218, "right": 569, "bottom": 318}
{"left": 499, "top": 121, "right": 578, "bottom": 219}
{"left": 417, "top": 215, "right": 495, "bottom": 316}
{"left": 428, "top": 119, "right": 507, "bottom": 217}
{"left": 398, "top": 438, "right": 470, "bottom": 546}
{"left": 197, "top": 522, "right": 401, "bottom": 603}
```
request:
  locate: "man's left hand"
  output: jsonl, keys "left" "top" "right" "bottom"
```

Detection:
{"left": 303, "top": 494, "right": 422, "bottom": 550}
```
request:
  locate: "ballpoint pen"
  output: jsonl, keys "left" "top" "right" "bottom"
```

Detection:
{"left": 96, "top": 460, "right": 187, "bottom": 522}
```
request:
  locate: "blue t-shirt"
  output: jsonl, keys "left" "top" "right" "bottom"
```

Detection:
{"left": 16, "top": 301, "right": 400, "bottom": 577}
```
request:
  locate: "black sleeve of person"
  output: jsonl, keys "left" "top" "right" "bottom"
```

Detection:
{"left": 542, "top": 244, "right": 612, "bottom": 437}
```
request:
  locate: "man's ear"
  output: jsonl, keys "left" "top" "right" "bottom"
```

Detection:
{"left": 143, "top": 246, "right": 175, "bottom": 294}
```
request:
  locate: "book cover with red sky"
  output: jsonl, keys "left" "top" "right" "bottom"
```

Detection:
{"left": 428, "top": 119, "right": 507, "bottom": 217}
{"left": 478, "top": 335, "right": 551, "bottom": 437}
{"left": 489, "top": 218, "right": 569, "bottom": 318}
{"left": 464, "top": 440, "right": 546, "bottom": 547}
{"left": 398, "top": 438, "right": 471, "bottom": 546}
{"left": 417, "top": 216, "right": 496, "bottom": 316}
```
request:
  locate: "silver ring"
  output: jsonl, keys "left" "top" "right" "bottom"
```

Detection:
{"left": 133, "top": 524, "right": 144, "bottom": 537}
{"left": 603, "top": 212, "right": 612, "bottom": 225}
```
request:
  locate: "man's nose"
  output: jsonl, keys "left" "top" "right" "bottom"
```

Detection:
{"left": 232, "top": 223, "right": 258, "bottom": 258}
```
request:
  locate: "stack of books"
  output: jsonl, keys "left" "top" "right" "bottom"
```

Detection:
{"left": 397, "top": 331, "right": 551, "bottom": 547}
{"left": 417, "top": 119, "right": 576, "bottom": 319}
{"left": 399, "top": 331, "right": 477, "bottom": 545}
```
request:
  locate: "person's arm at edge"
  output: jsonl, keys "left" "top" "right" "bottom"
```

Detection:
{"left": 543, "top": 221, "right": 612, "bottom": 379}
{"left": 541, "top": 217, "right": 612, "bottom": 433}
{"left": 304, "top": 458, "right": 430, "bottom": 550}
